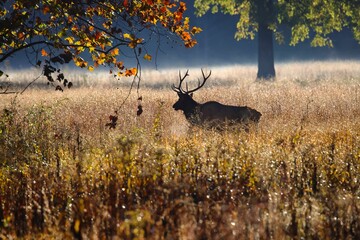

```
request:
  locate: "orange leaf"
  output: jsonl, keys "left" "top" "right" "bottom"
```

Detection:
{"left": 160, "top": 6, "right": 167, "bottom": 13}
{"left": 41, "top": 49, "right": 49, "bottom": 57}
{"left": 181, "top": 32, "right": 191, "bottom": 41}
{"left": 125, "top": 68, "right": 137, "bottom": 76}
{"left": 111, "top": 48, "right": 119, "bottom": 56}
{"left": 179, "top": 2, "right": 187, "bottom": 12}
{"left": 42, "top": 5, "right": 50, "bottom": 14}
{"left": 17, "top": 32, "right": 25, "bottom": 39}
{"left": 185, "top": 39, "right": 197, "bottom": 48}
{"left": 95, "top": 31, "right": 102, "bottom": 40}
{"left": 174, "top": 11, "right": 182, "bottom": 22}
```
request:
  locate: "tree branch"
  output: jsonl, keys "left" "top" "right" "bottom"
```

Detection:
{"left": 0, "top": 41, "right": 55, "bottom": 63}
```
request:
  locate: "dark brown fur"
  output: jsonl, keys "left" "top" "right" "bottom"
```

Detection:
{"left": 172, "top": 69, "right": 262, "bottom": 130}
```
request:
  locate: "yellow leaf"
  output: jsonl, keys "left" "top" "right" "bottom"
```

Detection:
{"left": 143, "top": 54, "right": 152, "bottom": 61}
{"left": 0, "top": 8, "right": 7, "bottom": 17}
{"left": 41, "top": 49, "right": 49, "bottom": 57}
{"left": 65, "top": 37, "right": 74, "bottom": 44}
{"left": 184, "top": 17, "right": 190, "bottom": 26}
{"left": 96, "top": 57, "right": 105, "bottom": 65}
{"left": 74, "top": 219, "right": 81, "bottom": 233}
{"left": 77, "top": 46, "right": 85, "bottom": 52}
{"left": 88, "top": 66, "right": 94, "bottom": 71}
{"left": 123, "top": 33, "right": 134, "bottom": 40}
{"left": 191, "top": 26, "right": 202, "bottom": 35}
{"left": 111, "top": 48, "right": 119, "bottom": 56}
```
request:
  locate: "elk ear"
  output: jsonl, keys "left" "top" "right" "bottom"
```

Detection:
{"left": 189, "top": 93, "right": 193, "bottom": 98}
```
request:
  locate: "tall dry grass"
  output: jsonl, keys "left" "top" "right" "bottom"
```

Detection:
{"left": 1, "top": 60, "right": 360, "bottom": 239}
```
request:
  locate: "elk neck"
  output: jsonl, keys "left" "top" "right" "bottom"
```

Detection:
{"left": 182, "top": 98, "right": 201, "bottom": 120}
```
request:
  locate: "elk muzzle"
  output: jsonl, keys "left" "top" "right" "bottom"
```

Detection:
{"left": 173, "top": 101, "right": 181, "bottom": 110}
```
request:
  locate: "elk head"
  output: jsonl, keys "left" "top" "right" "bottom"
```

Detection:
{"left": 171, "top": 69, "right": 211, "bottom": 113}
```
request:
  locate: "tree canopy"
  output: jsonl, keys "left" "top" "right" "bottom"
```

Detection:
{"left": 0, "top": 0, "right": 201, "bottom": 91}
{"left": 195, "top": 0, "right": 359, "bottom": 47}
{"left": 194, "top": 0, "right": 360, "bottom": 79}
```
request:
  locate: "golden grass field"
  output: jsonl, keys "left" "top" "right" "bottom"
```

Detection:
{"left": 1, "top": 61, "right": 360, "bottom": 239}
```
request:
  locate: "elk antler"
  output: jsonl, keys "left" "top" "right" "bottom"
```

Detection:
{"left": 186, "top": 69, "right": 211, "bottom": 94}
{"left": 172, "top": 69, "right": 211, "bottom": 94}
{"left": 172, "top": 69, "right": 189, "bottom": 93}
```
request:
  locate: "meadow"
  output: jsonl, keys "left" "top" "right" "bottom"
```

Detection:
{"left": 1, "top": 61, "right": 360, "bottom": 239}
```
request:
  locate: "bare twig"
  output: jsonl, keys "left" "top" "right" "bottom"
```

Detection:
{"left": 20, "top": 73, "right": 43, "bottom": 94}
{"left": 114, "top": 49, "right": 142, "bottom": 114}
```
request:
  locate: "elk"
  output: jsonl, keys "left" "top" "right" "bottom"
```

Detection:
{"left": 172, "top": 69, "right": 262, "bottom": 130}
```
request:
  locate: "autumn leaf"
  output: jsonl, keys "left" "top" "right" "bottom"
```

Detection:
{"left": 111, "top": 48, "right": 119, "bottom": 56}
{"left": 174, "top": 11, "right": 183, "bottom": 22}
{"left": 143, "top": 54, "right": 152, "bottom": 61}
{"left": 116, "top": 61, "right": 124, "bottom": 70}
{"left": 160, "top": 6, "right": 167, "bottom": 13}
{"left": 123, "top": 33, "right": 134, "bottom": 40}
{"left": 88, "top": 66, "right": 95, "bottom": 71}
{"left": 65, "top": 37, "right": 74, "bottom": 44}
{"left": 74, "top": 57, "right": 88, "bottom": 68}
{"left": 17, "top": 32, "right": 25, "bottom": 39}
{"left": 128, "top": 38, "right": 143, "bottom": 48}
{"left": 191, "top": 26, "right": 202, "bottom": 35}
{"left": 185, "top": 39, "right": 197, "bottom": 48}
{"left": 95, "top": 31, "right": 102, "bottom": 40}
{"left": 42, "top": 5, "right": 50, "bottom": 14}
{"left": 41, "top": 49, "right": 49, "bottom": 57}
{"left": 123, "top": 0, "right": 129, "bottom": 8}
{"left": 181, "top": 31, "right": 191, "bottom": 41}
{"left": 125, "top": 68, "right": 137, "bottom": 76}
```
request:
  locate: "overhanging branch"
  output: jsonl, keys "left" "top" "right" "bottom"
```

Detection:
{"left": 0, "top": 41, "right": 55, "bottom": 63}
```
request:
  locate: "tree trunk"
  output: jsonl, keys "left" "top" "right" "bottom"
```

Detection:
{"left": 256, "top": 0, "right": 276, "bottom": 80}
{"left": 257, "top": 22, "right": 275, "bottom": 80}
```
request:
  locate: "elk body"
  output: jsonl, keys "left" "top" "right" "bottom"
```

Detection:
{"left": 172, "top": 69, "right": 262, "bottom": 130}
